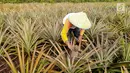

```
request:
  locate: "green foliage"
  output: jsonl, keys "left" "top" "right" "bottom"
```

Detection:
{"left": 0, "top": 0, "right": 128, "bottom": 3}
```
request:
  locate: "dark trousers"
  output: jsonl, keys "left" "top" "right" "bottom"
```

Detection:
{"left": 68, "top": 27, "right": 80, "bottom": 43}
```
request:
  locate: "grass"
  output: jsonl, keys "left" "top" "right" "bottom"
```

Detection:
{"left": 0, "top": 2, "right": 130, "bottom": 73}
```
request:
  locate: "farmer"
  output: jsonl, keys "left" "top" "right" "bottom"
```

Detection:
{"left": 61, "top": 12, "right": 91, "bottom": 50}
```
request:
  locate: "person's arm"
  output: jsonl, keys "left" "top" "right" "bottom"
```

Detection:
{"left": 61, "top": 19, "right": 73, "bottom": 49}
{"left": 78, "top": 29, "right": 85, "bottom": 44}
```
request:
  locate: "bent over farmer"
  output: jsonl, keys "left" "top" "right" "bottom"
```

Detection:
{"left": 61, "top": 12, "right": 91, "bottom": 50}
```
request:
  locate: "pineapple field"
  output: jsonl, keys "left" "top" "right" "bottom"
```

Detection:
{"left": 0, "top": 3, "right": 130, "bottom": 73}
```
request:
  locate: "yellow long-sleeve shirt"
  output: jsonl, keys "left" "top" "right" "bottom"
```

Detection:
{"left": 61, "top": 19, "right": 85, "bottom": 42}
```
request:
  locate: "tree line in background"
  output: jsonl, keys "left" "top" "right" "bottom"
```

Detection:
{"left": 0, "top": 0, "right": 128, "bottom": 3}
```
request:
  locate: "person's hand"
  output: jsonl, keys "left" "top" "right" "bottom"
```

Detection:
{"left": 68, "top": 43, "right": 73, "bottom": 50}
{"left": 65, "top": 41, "right": 73, "bottom": 50}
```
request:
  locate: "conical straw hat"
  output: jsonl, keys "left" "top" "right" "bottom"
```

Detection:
{"left": 68, "top": 12, "right": 91, "bottom": 29}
